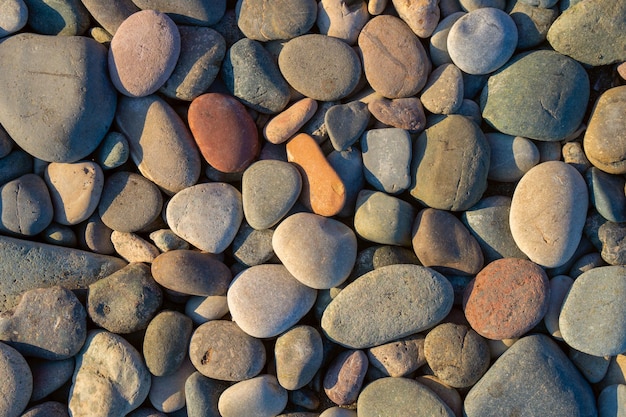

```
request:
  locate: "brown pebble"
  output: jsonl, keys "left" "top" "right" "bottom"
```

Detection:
{"left": 366, "top": 333, "right": 426, "bottom": 377}
{"left": 368, "top": 97, "right": 426, "bottom": 133}
{"left": 323, "top": 350, "right": 368, "bottom": 406}
{"left": 263, "top": 98, "right": 318, "bottom": 144}
{"left": 416, "top": 375, "right": 463, "bottom": 417}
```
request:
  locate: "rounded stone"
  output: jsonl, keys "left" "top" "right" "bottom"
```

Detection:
{"left": 113, "top": 231, "right": 160, "bottom": 263}
{"left": 185, "top": 372, "right": 229, "bottom": 417}
{"left": 127, "top": 408, "right": 166, "bottom": 417}
{"left": 415, "top": 376, "right": 463, "bottom": 417}
{"left": 328, "top": 148, "right": 365, "bottom": 218}
{"left": 326, "top": 101, "right": 370, "bottom": 151}
{"left": 510, "top": 161, "right": 588, "bottom": 268}
{"left": 569, "top": 349, "right": 611, "bottom": 384}
{"left": 273, "top": 212, "right": 357, "bottom": 289}
{"left": 361, "top": 128, "right": 412, "bottom": 194}
{"left": 424, "top": 323, "right": 490, "bottom": 388}
{"left": 463, "top": 258, "right": 550, "bottom": 340}
{"left": 148, "top": 357, "right": 195, "bottom": 413}
{"left": 98, "top": 171, "right": 163, "bottom": 233}
{"left": 368, "top": 97, "right": 426, "bottom": 133}
{"left": 29, "top": 358, "right": 75, "bottom": 402}
{"left": 320, "top": 407, "right": 357, "bottom": 417}
{"left": 143, "top": 311, "right": 193, "bottom": 377}
{"left": 21, "top": 401, "right": 69, "bottom": 417}
{"left": 358, "top": 15, "right": 431, "bottom": 98}
{"left": 185, "top": 295, "right": 229, "bottom": 325}
{"left": 188, "top": 320, "right": 266, "bottom": 381}
{"left": 0, "top": 342, "right": 32, "bottom": 417}
{"left": 354, "top": 189, "right": 416, "bottom": 247}
{"left": 322, "top": 264, "right": 454, "bottom": 349}
{"left": 429, "top": 12, "right": 466, "bottom": 67}
{"left": 108, "top": 10, "right": 181, "bottom": 97}
{"left": 264, "top": 98, "right": 318, "bottom": 145}
{"left": 587, "top": 167, "right": 626, "bottom": 222}
{"left": 485, "top": 133, "right": 540, "bottom": 182}
{"left": 149, "top": 229, "right": 189, "bottom": 252}
{"left": 316, "top": 0, "right": 369, "bottom": 45}
{"left": 166, "top": 182, "right": 243, "bottom": 254}
{"left": 95, "top": 132, "right": 130, "bottom": 170}
{"left": 78, "top": 212, "right": 115, "bottom": 255}
{"left": 510, "top": 1, "right": 558, "bottom": 50}
{"left": 447, "top": 7, "right": 517, "bottom": 75}
{"left": 236, "top": 0, "right": 317, "bottom": 42}
{"left": 599, "top": 222, "right": 626, "bottom": 266}
{"left": 543, "top": 275, "right": 574, "bottom": 340}
{"left": 0, "top": 0, "right": 27, "bottom": 37}
{"left": 367, "top": 334, "right": 426, "bottom": 377}
{"left": 598, "top": 384, "right": 626, "bottom": 417}
{"left": 392, "top": 0, "right": 440, "bottom": 37}
{"left": 218, "top": 374, "right": 288, "bottom": 417}
{"left": 279, "top": 34, "right": 362, "bottom": 101}
{"left": 420, "top": 63, "right": 463, "bottom": 115}
{"left": 275, "top": 325, "right": 324, "bottom": 390}
{"left": 323, "top": 350, "right": 368, "bottom": 406}
{"left": 0, "top": 149, "right": 32, "bottom": 186}
{"left": 0, "top": 173, "right": 53, "bottom": 236}
{"left": 132, "top": 0, "right": 226, "bottom": 26}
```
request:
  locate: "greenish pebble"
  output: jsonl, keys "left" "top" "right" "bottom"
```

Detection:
{"left": 95, "top": 131, "right": 129, "bottom": 170}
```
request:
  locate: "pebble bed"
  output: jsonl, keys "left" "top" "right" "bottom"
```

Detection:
{"left": 0, "top": 0, "right": 625, "bottom": 416}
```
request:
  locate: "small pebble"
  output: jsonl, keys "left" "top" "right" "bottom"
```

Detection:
{"left": 420, "top": 63, "right": 464, "bottom": 114}
{"left": 368, "top": 96, "right": 426, "bottom": 132}
{"left": 429, "top": 12, "right": 465, "bottom": 67}
{"left": 415, "top": 375, "right": 463, "bottom": 417}
{"left": 185, "top": 372, "right": 229, "bottom": 417}
{"left": 218, "top": 374, "right": 288, "bottom": 417}
{"left": 95, "top": 131, "right": 130, "bottom": 170}
{"left": 111, "top": 231, "right": 161, "bottom": 263}
{"left": 148, "top": 358, "right": 195, "bottom": 413}
{"left": 29, "top": 357, "right": 75, "bottom": 401}
{"left": 366, "top": 333, "right": 426, "bottom": 377}
{"left": 0, "top": 0, "right": 27, "bottom": 37}
{"left": 392, "top": 0, "right": 440, "bottom": 37}
{"left": 275, "top": 325, "right": 324, "bottom": 390}
{"left": 485, "top": 133, "right": 540, "bottom": 182}
{"left": 586, "top": 167, "right": 626, "bottom": 223}
{"left": 598, "top": 384, "right": 626, "bottom": 417}
{"left": 0, "top": 174, "right": 53, "bottom": 236}
{"left": 0, "top": 149, "right": 32, "bottom": 186}
{"left": 0, "top": 342, "right": 32, "bottom": 417}
{"left": 543, "top": 275, "right": 574, "bottom": 340}
{"left": 361, "top": 128, "right": 412, "bottom": 194}
{"left": 354, "top": 189, "right": 416, "bottom": 246}
{"left": 237, "top": 0, "right": 317, "bottom": 41}
{"left": 21, "top": 401, "right": 69, "bottom": 417}
{"left": 569, "top": 349, "right": 611, "bottom": 384}
{"left": 185, "top": 295, "right": 229, "bottom": 325}
{"left": 77, "top": 212, "right": 115, "bottom": 255}
{"left": 323, "top": 350, "right": 368, "bottom": 406}
{"left": 317, "top": 0, "right": 369, "bottom": 45}
{"left": 563, "top": 141, "right": 591, "bottom": 173}
{"left": 41, "top": 223, "right": 78, "bottom": 247}
{"left": 326, "top": 101, "right": 370, "bottom": 151}
{"left": 149, "top": 229, "right": 189, "bottom": 252}
{"left": 143, "top": 311, "right": 193, "bottom": 377}
{"left": 264, "top": 98, "right": 318, "bottom": 144}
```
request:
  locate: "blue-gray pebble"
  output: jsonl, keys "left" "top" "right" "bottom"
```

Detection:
{"left": 326, "top": 101, "right": 370, "bottom": 151}
{"left": 362, "top": 128, "right": 412, "bottom": 195}
{"left": 586, "top": 167, "right": 626, "bottom": 223}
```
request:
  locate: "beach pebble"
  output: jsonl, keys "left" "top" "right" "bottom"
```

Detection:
{"left": 543, "top": 275, "right": 574, "bottom": 340}
{"left": 598, "top": 355, "right": 626, "bottom": 391}
{"left": 228, "top": 264, "right": 317, "bottom": 338}
{"left": 328, "top": 149, "right": 365, "bottom": 217}
{"left": 21, "top": 402, "right": 69, "bottom": 417}
{"left": 127, "top": 408, "right": 167, "bottom": 417}
{"left": 143, "top": 311, "right": 193, "bottom": 377}
{"left": 87, "top": 263, "right": 163, "bottom": 334}
{"left": 366, "top": 334, "right": 426, "bottom": 377}
{"left": 108, "top": 10, "right": 180, "bottom": 97}
{"left": 166, "top": 182, "right": 243, "bottom": 253}
{"left": 459, "top": 0, "right": 505, "bottom": 10}
{"left": 320, "top": 408, "right": 356, "bottom": 417}
{"left": 0, "top": 149, "right": 32, "bottom": 186}
{"left": 354, "top": 190, "right": 416, "bottom": 246}
{"left": 562, "top": 141, "right": 591, "bottom": 173}
{"left": 275, "top": 325, "right": 324, "bottom": 390}
{"left": 392, "top": 0, "right": 440, "bottom": 37}
{"left": 429, "top": 12, "right": 465, "bottom": 67}
{"left": 30, "top": 357, "right": 75, "bottom": 401}
{"left": 185, "top": 295, "right": 229, "bottom": 325}
{"left": 189, "top": 320, "right": 265, "bottom": 381}
{"left": 485, "top": 133, "right": 540, "bottom": 182}
{"left": 415, "top": 376, "right": 463, "bottom": 417}
{"left": 324, "top": 350, "right": 368, "bottom": 406}
{"left": 69, "top": 330, "right": 151, "bottom": 417}
{"left": 0, "top": 0, "right": 27, "bottom": 37}
{"left": 236, "top": 0, "right": 317, "bottom": 41}
{"left": 149, "top": 358, "right": 195, "bottom": 413}
{"left": 599, "top": 222, "right": 626, "bottom": 265}
{"left": 368, "top": 97, "right": 426, "bottom": 132}
{"left": 218, "top": 374, "right": 288, "bottom": 417}
{"left": 510, "top": 161, "right": 588, "bottom": 268}
{"left": 185, "top": 372, "right": 229, "bottom": 417}
{"left": 361, "top": 128, "right": 412, "bottom": 194}
{"left": 132, "top": 0, "right": 226, "bottom": 26}
{"left": 0, "top": 343, "right": 31, "bottom": 417}
{"left": 23, "top": 0, "right": 90, "bottom": 35}
{"left": 264, "top": 98, "right": 318, "bottom": 144}
{"left": 463, "top": 258, "right": 550, "bottom": 340}
{"left": 569, "top": 252, "right": 606, "bottom": 278}
{"left": 317, "top": 0, "right": 369, "bottom": 45}
{"left": 586, "top": 167, "right": 626, "bottom": 223}
{"left": 322, "top": 264, "right": 453, "bottom": 349}
{"left": 569, "top": 349, "right": 611, "bottom": 384}
{"left": 78, "top": 212, "right": 115, "bottom": 255}
{"left": 598, "top": 384, "right": 626, "bottom": 417}
{"left": 359, "top": 15, "right": 431, "bottom": 98}
{"left": 95, "top": 132, "right": 129, "bottom": 170}
{"left": 0, "top": 174, "right": 53, "bottom": 236}
{"left": 149, "top": 229, "right": 189, "bottom": 252}
{"left": 326, "top": 101, "right": 370, "bottom": 151}
{"left": 231, "top": 222, "right": 275, "bottom": 266}
{"left": 509, "top": 1, "right": 558, "bottom": 50}
{"left": 420, "top": 64, "right": 463, "bottom": 115}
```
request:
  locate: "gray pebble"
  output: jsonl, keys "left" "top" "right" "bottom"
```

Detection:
{"left": 485, "top": 133, "right": 540, "bottom": 182}
{"left": 328, "top": 148, "right": 365, "bottom": 218}
{"left": 95, "top": 131, "right": 129, "bottom": 170}
{"left": 143, "top": 311, "right": 193, "bottom": 377}
{"left": 21, "top": 401, "right": 69, "bottom": 417}
{"left": 185, "top": 372, "right": 229, "bottom": 417}
{"left": 509, "top": 1, "right": 558, "bottom": 49}
{"left": 132, "top": 0, "right": 226, "bottom": 26}
{"left": 148, "top": 358, "right": 195, "bottom": 413}
{"left": 231, "top": 222, "right": 275, "bottom": 267}
{"left": 0, "top": 173, "right": 53, "bottom": 236}
{"left": 0, "top": 342, "right": 32, "bottom": 417}
{"left": 275, "top": 325, "right": 323, "bottom": 390}
{"left": 185, "top": 295, "right": 229, "bottom": 325}
{"left": 29, "top": 357, "right": 75, "bottom": 402}
{"left": 0, "top": 150, "right": 32, "bottom": 186}
{"left": 544, "top": 275, "right": 573, "bottom": 340}
{"left": 354, "top": 189, "right": 416, "bottom": 247}
{"left": 361, "top": 128, "right": 412, "bottom": 194}
{"left": 236, "top": 0, "right": 317, "bottom": 41}
{"left": 569, "top": 349, "right": 611, "bottom": 384}
{"left": 598, "top": 220, "right": 626, "bottom": 265}
{"left": 598, "top": 384, "right": 626, "bottom": 417}
{"left": 23, "top": 0, "right": 90, "bottom": 35}
{"left": 586, "top": 167, "right": 626, "bottom": 223}
{"left": 41, "top": 223, "right": 78, "bottom": 247}
{"left": 326, "top": 101, "right": 370, "bottom": 152}
{"left": 429, "top": 12, "right": 465, "bottom": 67}
{"left": 149, "top": 229, "right": 189, "bottom": 252}
{"left": 420, "top": 63, "right": 464, "bottom": 115}
{"left": 77, "top": 212, "right": 115, "bottom": 255}
{"left": 218, "top": 374, "right": 288, "bottom": 417}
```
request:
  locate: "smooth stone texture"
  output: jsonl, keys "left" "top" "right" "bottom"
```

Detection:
{"left": 599, "top": 222, "right": 626, "bottom": 265}
{"left": 544, "top": 275, "right": 574, "bottom": 340}
{"left": 0, "top": 150, "right": 32, "bottom": 186}
{"left": 0, "top": 34, "right": 117, "bottom": 162}
{"left": 560, "top": 266, "right": 626, "bottom": 356}
{"left": 264, "top": 98, "right": 318, "bottom": 144}
{"left": 415, "top": 376, "right": 463, "bottom": 417}
{"left": 23, "top": 0, "right": 89, "bottom": 35}
{"left": 188, "top": 93, "right": 259, "bottom": 173}
{"left": 324, "top": 350, "right": 368, "bottom": 406}
{"left": 354, "top": 190, "right": 416, "bottom": 246}
{"left": 368, "top": 96, "right": 426, "bottom": 133}
{"left": 95, "top": 132, "right": 129, "bottom": 170}
{"left": 185, "top": 372, "right": 229, "bottom": 417}
{"left": 0, "top": 343, "right": 31, "bottom": 417}
{"left": 78, "top": 212, "right": 115, "bottom": 255}
{"left": 464, "top": 334, "right": 597, "bottom": 417}
{"left": 231, "top": 222, "right": 275, "bottom": 266}
{"left": 149, "top": 358, "right": 195, "bottom": 413}
{"left": 0, "top": 0, "right": 27, "bottom": 37}
{"left": 361, "top": 128, "right": 412, "bottom": 194}
{"left": 29, "top": 357, "right": 75, "bottom": 401}
{"left": 0, "top": 173, "right": 53, "bottom": 236}
{"left": 69, "top": 330, "right": 151, "bottom": 417}
{"left": 461, "top": 196, "right": 527, "bottom": 263}
{"left": 463, "top": 258, "right": 550, "bottom": 340}
{"left": 160, "top": 26, "right": 226, "bottom": 101}
{"left": 131, "top": 0, "right": 226, "bottom": 25}
{"left": 359, "top": 15, "right": 431, "bottom": 98}
{"left": 569, "top": 252, "right": 606, "bottom": 279}
{"left": 166, "top": 182, "right": 243, "bottom": 253}
{"left": 87, "top": 263, "right": 163, "bottom": 334}
{"left": 367, "top": 334, "right": 426, "bottom": 377}
{"left": 279, "top": 34, "right": 361, "bottom": 102}
{"left": 429, "top": 12, "right": 465, "bottom": 67}
{"left": 447, "top": 7, "right": 517, "bottom": 75}
{"left": 420, "top": 63, "right": 463, "bottom": 115}
{"left": 320, "top": 407, "right": 356, "bottom": 417}
{"left": 77, "top": 0, "right": 139, "bottom": 34}
{"left": 273, "top": 212, "right": 357, "bottom": 289}
{"left": 111, "top": 232, "right": 159, "bottom": 262}
{"left": 143, "top": 311, "right": 193, "bottom": 377}
{"left": 127, "top": 408, "right": 167, "bottom": 417}
{"left": 221, "top": 38, "right": 290, "bottom": 114}
{"left": 357, "top": 377, "right": 455, "bottom": 417}
{"left": 584, "top": 86, "right": 626, "bottom": 175}
{"left": 152, "top": 250, "right": 231, "bottom": 296}
{"left": 228, "top": 264, "right": 317, "bottom": 338}
{"left": 218, "top": 374, "right": 288, "bottom": 417}
{"left": 149, "top": 229, "right": 189, "bottom": 252}
{"left": 242, "top": 160, "right": 302, "bottom": 230}
{"left": 236, "top": 0, "right": 317, "bottom": 41}
{"left": 412, "top": 208, "right": 484, "bottom": 276}
{"left": 563, "top": 141, "right": 591, "bottom": 173}
{"left": 485, "top": 133, "right": 540, "bottom": 182}
{"left": 189, "top": 320, "right": 265, "bottom": 381}
{"left": 21, "top": 401, "right": 69, "bottom": 417}
{"left": 108, "top": 10, "right": 180, "bottom": 97}
{"left": 510, "top": 161, "right": 588, "bottom": 268}
{"left": 410, "top": 115, "right": 490, "bottom": 211}
{"left": 326, "top": 101, "right": 370, "bottom": 151}
{"left": 322, "top": 264, "right": 453, "bottom": 349}
{"left": 547, "top": 0, "right": 626, "bottom": 66}
{"left": 317, "top": 0, "right": 369, "bottom": 45}
{"left": 301, "top": 100, "right": 337, "bottom": 143}
{"left": 392, "top": 0, "right": 440, "bottom": 37}
{"left": 275, "top": 325, "right": 323, "bottom": 390}
{"left": 598, "top": 355, "right": 626, "bottom": 391}
{"left": 0, "top": 286, "right": 85, "bottom": 360}
{"left": 185, "top": 295, "right": 229, "bottom": 325}
{"left": 510, "top": 1, "right": 558, "bottom": 50}
{"left": 569, "top": 349, "right": 611, "bottom": 384}
{"left": 459, "top": 0, "right": 505, "bottom": 9}
{"left": 328, "top": 148, "right": 365, "bottom": 218}
{"left": 598, "top": 384, "right": 626, "bottom": 417}
{"left": 480, "top": 50, "right": 590, "bottom": 141}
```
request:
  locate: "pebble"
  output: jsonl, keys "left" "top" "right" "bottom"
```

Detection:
{"left": 87, "top": 263, "right": 163, "bottom": 334}
{"left": 559, "top": 266, "right": 626, "bottom": 356}
{"left": 143, "top": 311, "right": 193, "bottom": 377}
{"left": 286, "top": 133, "right": 347, "bottom": 216}
{"left": 273, "top": 212, "right": 357, "bottom": 289}
{"left": 221, "top": 38, "right": 290, "bottom": 114}
{"left": 480, "top": 50, "right": 590, "bottom": 141}
{"left": 420, "top": 64, "right": 463, "bottom": 114}
{"left": 587, "top": 167, "right": 626, "bottom": 222}
{"left": 21, "top": 401, "right": 69, "bottom": 417}
{"left": 0, "top": 173, "right": 53, "bottom": 236}
{"left": 166, "top": 182, "right": 243, "bottom": 253}
{"left": 218, "top": 374, "right": 288, "bottom": 417}
{"left": 510, "top": 161, "right": 588, "bottom": 268}
{"left": 80, "top": 0, "right": 139, "bottom": 34}
{"left": 69, "top": 330, "right": 151, "bottom": 417}
{"left": 188, "top": 320, "right": 266, "bottom": 381}
{"left": 464, "top": 334, "right": 597, "bottom": 417}
{"left": 185, "top": 372, "right": 229, "bottom": 417}
{"left": 598, "top": 355, "right": 626, "bottom": 391}
{"left": 361, "top": 128, "right": 412, "bottom": 194}
{"left": 108, "top": 10, "right": 180, "bottom": 97}
{"left": 0, "top": 0, "right": 27, "bottom": 37}
{"left": 323, "top": 350, "right": 368, "bottom": 406}
{"left": 429, "top": 12, "right": 465, "bottom": 67}
{"left": 459, "top": 0, "right": 505, "bottom": 10}
{"left": 569, "top": 252, "right": 606, "bottom": 278}
{"left": 412, "top": 208, "right": 484, "bottom": 275}
{"left": 95, "top": 132, "right": 130, "bottom": 170}
{"left": 148, "top": 229, "right": 188, "bottom": 252}
{"left": 0, "top": 342, "right": 32, "bottom": 417}
{"left": 354, "top": 189, "right": 416, "bottom": 246}
{"left": 598, "top": 384, "right": 626, "bottom": 417}
{"left": 275, "top": 325, "right": 324, "bottom": 390}
{"left": 23, "top": 0, "right": 90, "bottom": 35}
{"left": 357, "top": 377, "right": 455, "bottom": 416}
{"left": 543, "top": 275, "right": 574, "bottom": 340}
{"left": 326, "top": 101, "right": 370, "bottom": 151}
{"left": 115, "top": 94, "right": 202, "bottom": 194}
{"left": 301, "top": 100, "right": 337, "bottom": 143}
{"left": 316, "top": 0, "right": 369, "bottom": 45}
{"left": 0, "top": 34, "right": 117, "bottom": 162}
{"left": 160, "top": 26, "right": 226, "bottom": 101}
{"left": 359, "top": 15, "right": 431, "bottom": 98}
{"left": 562, "top": 141, "right": 591, "bottom": 173}
{"left": 366, "top": 333, "right": 426, "bottom": 377}
{"left": 322, "top": 264, "right": 453, "bottom": 349}
{"left": 367, "top": 96, "right": 426, "bottom": 132}
{"left": 185, "top": 295, "right": 229, "bottom": 325}
{"left": 30, "top": 357, "right": 75, "bottom": 401}
{"left": 0, "top": 149, "right": 32, "bottom": 186}
{"left": 236, "top": 0, "right": 317, "bottom": 41}
{"left": 410, "top": 115, "right": 490, "bottom": 211}
{"left": 328, "top": 149, "right": 365, "bottom": 217}
{"left": 509, "top": 1, "right": 558, "bottom": 50}
{"left": 112, "top": 232, "right": 163, "bottom": 263}
{"left": 320, "top": 407, "right": 357, "bottom": 417}
{"left": 485, "top": 133, "right": 540, "bottom": 182}
{"left": 77, "top": 212, "right": 115, "bottom": 255}
{"left": 463, "top": 258, "right": 550, "bottom": 340}
{"left": 231, "top": 222, "right": 275, "bottom": 266}
{"left": 599, "top": 222, "right": 626, "bottom": 265}
{"left": 264, "top": 98, "right": 318, "bottom": 144}
{"left": 132, "top": 0, "right": 226, "bottom": 26}
{"left": 569, "top": 349, "right": 611, "bottom": 384}
{"left": 392, "top": 0, "right": 440, "bottom": 37}
{"left": 149, "top": 358, "right": 195, "bottom": 413}
{"left": 415, "top": 375, "right": 463, "bottom": 417}
{"left": 278, "top": 34, "right": 362, "bottom": 101}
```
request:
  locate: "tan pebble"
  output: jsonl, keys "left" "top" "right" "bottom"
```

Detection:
{"left": 368, "top": 0, "right": 388, "bottom": 15}
{"left": 416, "top": 375, "right": 463, "bottom": 417}
{"left": 263, "top": 98, "right": 318, "bottom": 144}
{"left": 368, "top": 96, "right": 426, "bottom": 132}
{"left": 111, "top": 231, "right": 160, "bottom": 263}
{"left": 392, "top": 0, "right": 440, "bottom": 38}
{"left": 618, "top": 62, "right": 626, "bottom": 80}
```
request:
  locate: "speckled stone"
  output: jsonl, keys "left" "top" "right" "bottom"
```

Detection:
{"left": 324, "top": 350, "right": 368, "bottom": 406}
{"left": 264, "top": 98, "right": 318, "bottom": 144}
{"left": 485, "top": 133, "right": 540, "bottom": 182}
{"left": 354, "top": 189, "right": 416, "bottom": 246}
{"left": 317, "top": 0, "right": 369, "bottom": 45}
{"left": 0, "top": 343, "right": 31, "bottom": 417}
{"left": 275, "top": 325, "right": 324, "bottom": 390}
{"left": 368, "top": 96, "right": 426, "bottom": 133}
{"left": 326, "top": 101, "right": 370, "bottom": 151}
{"left": 236, "top": 0, "right": 317, "bottom": 41}
{"left": 367, "top": 334, "right": 426, "bottom": 377}
{"left": 0, "top": 173, "right": 53, "bottom": 236}
{"left": 599, "top": 222, "right": 626, "bottom": 266}
{"left": 95, "top": 132, "right": 130, "bottom": 170}
{"left": 29, "top": 358, "right": 75, "bottom": 402}
{"left": 231, "top": 222, "right": 275, "bottom": 266}
{"left": 392, "top": 0, "right": 440, "bottom": 37}
{"left": 132, "top": 0, "right": 226, "bottom": 26}
{"left": 78, "top": 0, "right": 139, "bottom": 34}
{"left": 420, "top": 63, "right": 463, "bottom": 115}
{"left": 218, "top": 374, "right": 288, "bottom": 417}
{"left": 0, "top": 0, "right": 27, "bottom": 37}
{"left": 361, "top": 128, "right": 412, "bottom": 194}
{"left": 78, "top": 212, "right": 115, "bottom": 255}
{"left": 143, "top": 311, "right": 192, "bottom": 377}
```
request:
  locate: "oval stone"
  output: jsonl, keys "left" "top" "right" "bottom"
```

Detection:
{"left": 586, "top": 167, "right": 626, "bottom": 223}
{"left": 0, "top": 0, "right": 27, "bottom": 37}
{"left": 367, "top": 334, "right": 426, "bottom": 377}
{"left": 227, "top": 264, "right": 317, "bottom": 338}
{"left": 264, "top": 98, "right": 318, "bottom": 145}
{"left": 0, "top": 174, "right": 53, "bottom": 236}
{"left": 132, "top": 0, "right": 226, "bottom": 26}
{"left": 236, "top": 0, "right": 317, "bottom": 41}
{"left": 0, "top": 343, "right": 32, "bottom": 417}
{"left": 322, "top": 264, "right": 453, "bottom": 349}
{"left": 485, "top": 133, "right": 540, "bottom": 182}
{"left": 354, "top": 190, "right": 416, "bottom": 246}
{"left": 361, "top": 128, "right": 412, "bottom": 195}
{"left": 218, "top": 374, "right": 287, "bottom": 417}
{"left": 324, "top": 349, "right": 368, "bottom": 406}
{"left": 326, "top": 101, "right": 371, "bottom": 151}
{"left": 275, "top": 325, "right": 323, "bottom": 390}
{"left": 143, "top": 311, "right": 193, "bottom": 377}
{"left": 368, "top": 97, "right": 427, "bottom": 133}
{"left": 420, "top": 63, "right": 464, "bottom": 115}
{"left": 30, "top": 359, "right": 75, "bottom": 402}
{"left": 279, "top": 34, "right": 361, "bottom": 101}
{"left": 510, "top": 161, "right": 588, "bottom": 268}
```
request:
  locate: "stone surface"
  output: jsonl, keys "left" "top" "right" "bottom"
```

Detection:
{"left": 415, "top": 376, "right": 463, "bottom": 417}
{"left": 0, "top": 0, "right": 27, "bottom": 37}
{"left": 392, "top": 0, "right": 440, "bottom": 37}
{"left": 23, "top": 0, "right": 90, "bottom": 35}
{"left": 78, "top": 0, "right": 139, "bottom": 34}
{"left": 368, "top": 96, "right": 426, "bottom": 133}
{"left": 0, "top": 343, "right": 31, "bottom": 417}
{"left": 326, "top": 101, "right": 370, "bottom": 151}
{"left": 317, "top": 0, "right": 369, "bottom": 45}
{"left": 328, "top": 148, "right": 365, "bottom": 218}
{"left": 510, "top": 161, "right": 588, "bottom": 268}
{"left": 599, "top": 222, "right": 626, "bottom": 265}
{"left": 148, "top": 357, "right": 195, "bottom": 413}
{"left": 569, "top": 349, "right": 611, "bottom": 384}
{"left": 0, "top": 33, "right": 117, "bottom": 162}
{"left": 322, "top": 264, "right": 453, "bottom": 349}
{"left": 0, "top": 150, "right": 32, "bottom": 186}
{"left": 0, "top": 173, "right": 53, "bottom": 236}
{"left": 361, "top": 128, "right": 412, "bottom": 194}
{"left": 218, "top": 374, "right": 288, "bottom": 417}
{"left": 236, "top": 0, "right": 317, "bottom": 41}
{"left": 132, "top": 0, "right": 226, "bottom": 26}
{"left": 463, "top": 258, "right": 550, "bottom": 340}
{"left": 21, "top": 401, "right": 69, "bottom": 417}
{"left": 143, "top": 311, "right": 193, "bottom": 377}
{"left": 485, "top": 133, "right": 540, "bottom": 182}
{"left": 510, "top": 1, "right": 558, "bottom": 50}
{"left": 275, "top": 325, "right": 323, "bottom": 390}
{"left": 354, "top": 190, "right": 416, "bottom": 246}
{"left": 30, "top": 357, "right": 75, "bottom": 401}
{"left": 598, "top": 384, "right": 626, "bottom": 417}
{"left": 185, "top": 295, "right": 229, "bottom": 325}
{"left": 367, "top": 334, "right": 426, "bottom": 377}
{"left": 429, "top": 12, "right": 465, "bottom": 67}
{"left": 420, "top": 63, "right": 463, "bottom": 115}
{"left": 78, "top": 212, "right": 115, "bottom": 255}
{"left": 587, "top": 167, "right": 626, "bottom": 222}
{"left": 563, "top": 141, "right": 591, "bottom": 174}
{"left": 149, "top": 229, "right": 189, "bottom": 252}
{"left": 231, "top": 222, "right": 274, "bottom": 266}
{"left": 95, "top": 132, "right": 129, "bottom": 170}
{"left": 112, "top": 232, "right": 160, "bottom": 263}
{"left": 544, "top": 275, "right": 574, "bottom": 340}
{"left": 324, "top": 350, "right": 368, "bottom": 406}
{"left": 185, "top": 372, "right": 229, "bottom": 417}
{"left": 264, "top": 98, "right": 318, "bottom": 144}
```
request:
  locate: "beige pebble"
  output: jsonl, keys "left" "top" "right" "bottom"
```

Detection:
{"left": 111, "top": 231, "right": 160, "bottom": 263}
{"left": 263, "top": 98, "right": 318, "bottom": 144}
